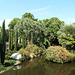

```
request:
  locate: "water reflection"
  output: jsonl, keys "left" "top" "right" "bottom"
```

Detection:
{"left": 13, "top": 65, "right": 21, "bottom": 70}
{"left": 1, "top": 57, "right": 75, "bottom": 75}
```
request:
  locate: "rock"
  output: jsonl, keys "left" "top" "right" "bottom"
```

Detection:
{"left": 11, "top": 53, "right": 22, "bottom": 60}
{"left": 14, "top": 60, "right": 21, "bottom": 66}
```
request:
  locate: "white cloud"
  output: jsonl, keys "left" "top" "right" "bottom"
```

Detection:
{"left": 28, "top": 5, "right": 51, "bottom": 12}
{"left": 0, "top": 19, "right": 12, "bottom": 29}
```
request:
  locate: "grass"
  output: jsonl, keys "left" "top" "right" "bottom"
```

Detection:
{"left": 0, "top": 64, "right": 13, "bottom": 74}
{"left": 0, "top": 59, "right": 16, "bottom": 74}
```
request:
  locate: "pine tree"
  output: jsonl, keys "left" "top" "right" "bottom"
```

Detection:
{"left": 14, "top": 31, "right": 18, "bottom": 51}
{"left": 1, "top": 20, "right": 6, "bottom": 64}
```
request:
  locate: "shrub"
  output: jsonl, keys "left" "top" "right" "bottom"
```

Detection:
{"left": 18, "top": 44, "right": 41, "bottom": 59}
{"left": 5, "top": 50, "right": 17, "bottom": 60}
{"left": 25, "top": 44, "right": 41, "bottom": 55}
{"left": 0, "top": 65, "right": 5, "bottom": 71}
{"left": 7, "top": 60, "right": 16, "bottom": 64}
{"left": 45, "top": 46, "right": 75, "bottom": 64}
{"left": 5, "top": 55, "right": 10, "bottom": 60}
{"left": 5, "top": 59, "right": 16, "bottom": 65}
{"left": 19, "top": 57, "right": 25, "bottom": 62}
{"left": 18, "top": 48, "right": 29, "bottom": 60}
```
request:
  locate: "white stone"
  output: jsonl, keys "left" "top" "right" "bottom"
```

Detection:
{"left": 11, "top": 53, "right": 22, "bottom": 60}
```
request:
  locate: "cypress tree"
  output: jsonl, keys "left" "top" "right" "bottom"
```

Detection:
{"left": 1, "top": 20, "right": 6, "bottom": 64}
{"left": 14, "top": 31, "right": 18, "bottom": 51}
{"left": 9, "top": 31, "right": 11, "bottom": 50}
{"left": 11, "top": 31, "right": 13, "bottom": 50}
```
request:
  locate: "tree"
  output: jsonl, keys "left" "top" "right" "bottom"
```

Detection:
{"left": 22, "top": 34, "right": 25, "bottom": 48}
{"left": 9, "top": 30, "right": 11, "bottom": 50}
{"left": 14, "top": 31, "right": 18, "bottom": 51}
{"left": 43, "top": 17, "right": 63, "bottom": 45}
{"left": 1, "top": 20, "right": 6, "bottom": 64}
{"left": 11, "top": 30, "right": 13, "bottom": 50}
{"left": 22, "top": 13, "right": 38, "bottom": 21}
{"left": 57, "top": 25, "right": 75, "bottom": 50}
{"left": 8, "top": 18, "right": 20, "bottom": 29}
{"left": 14, "top": 18, "right": 42, "bottom": 46}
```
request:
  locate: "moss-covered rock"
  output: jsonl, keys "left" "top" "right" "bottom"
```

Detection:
{"left": 45, "top": 46, "right": 75, "bottom": 64}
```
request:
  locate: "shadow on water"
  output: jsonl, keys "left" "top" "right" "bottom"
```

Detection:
{"left": 1, "top": 56, "right": 75, "bottom": 75}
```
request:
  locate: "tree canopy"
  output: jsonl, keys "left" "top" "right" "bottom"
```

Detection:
{"left": 57, "top": 24, "right": 75, "bottom": 50}
{"left": 8, "top": 18, "right": 20, "bottom": 29}
{"left": 22, "top": 13, "right": 38, "bottom": 21}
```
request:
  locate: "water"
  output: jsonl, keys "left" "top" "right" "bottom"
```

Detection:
{"left": 1, "top": 57, "right": 75, "bottom": 75}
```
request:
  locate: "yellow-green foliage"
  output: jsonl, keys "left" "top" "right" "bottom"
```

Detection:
{"left": 25, "top": 44, "right": 41, "bottom": 54}
{"left": 45, "top": 46, "right": 75, "bottom": 64}
{"left": 18, "top": 44, "right": 41, "bottom": 58}
{"left": 18, "top": 48, "right": 29, "bottom": 57}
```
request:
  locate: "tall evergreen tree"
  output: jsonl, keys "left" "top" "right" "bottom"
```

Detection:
{"left": 9, "top": 31, "right": 11, "bottom": 50}
{"left": 11, "top": 30, "right": 13, "bottom": 50}
{"left": 1, "top": 20, "right": 6, "bottom": 64}
{"left": 14, "top": 31, "right": 18, "bottom": 51}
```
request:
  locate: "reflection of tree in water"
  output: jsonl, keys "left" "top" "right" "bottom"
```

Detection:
{"left": 43, "top": 61, "right": 75, "bottom": 75}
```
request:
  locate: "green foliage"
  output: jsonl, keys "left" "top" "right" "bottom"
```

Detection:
{"left": 57, "top": 25, "right": 75, "bottom": 50}
{"left": 9, "top": 31, "right": 11, "bottom": 50}
{"left": 14, "top": 31, "right": 18, "bottom": 51}
{"left": 31, "top": 32, "right": 33, "bottom": 44}
{"left": 25, "top": 44, "right": 41, "bottom": 55}
{"left": 19, "top": 57, "right": 25, "bottom": 62}
{"left": 1, "top": 20, "right": 6, "bottom": 64}
{"left": 18, "top": 44, "right": 41, "bottom": 59}
{"left": 19, "top": 35, "right": 21, "bottom": 43}
{"left": 43, "top": 17, "right": 63, "bottom": 45}
{"left": 14, "top": 18, "right": 42, "bottom": 45}
{"left": 37, "top": 17, "right": 63, "bottom": 48}
{"left": 45, "top": 46, "right": 75, "bottom": 64}
{"left": 0, "top": 65, "right": 5, "bottom": 71}
{"left": 5, "top": 29, "right": 9, "bottom": 41}
{"left": 18, "top": 48, "right": 29, "bottom": 59}
{"left": 11, "top": 31, "right": 13, "bottom": 50}
{"left": 22, "top": 34, "right": 25, "bottom": 49}
{"left": 5, "top": 50, "right": 17, "bottom": 60}
{"left": 22, "top": 12, "right": 37, "bottom": 21}
{"left": 8, "top": 18, "right": 20, "bottom": 29}
{"left": 14, "top": 14, "right": 63, "bottom": 49}
{"left": 5, "top": 60, "right": 16, "bottom": 64}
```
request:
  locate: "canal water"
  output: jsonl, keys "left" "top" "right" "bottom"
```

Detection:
{"left": 1, "top": 57, "right": 75, "bottom": 75}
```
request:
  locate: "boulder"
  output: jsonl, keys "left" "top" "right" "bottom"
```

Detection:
{"left": 11, "top": 53, "right": 22, "bottom": 60}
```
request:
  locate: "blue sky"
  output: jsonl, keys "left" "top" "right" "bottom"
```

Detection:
{"left": 0, "top": 0, "right": 75, "bottom": 29}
